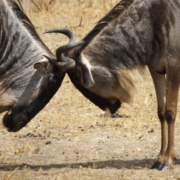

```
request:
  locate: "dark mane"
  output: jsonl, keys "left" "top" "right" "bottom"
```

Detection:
{"left": 7, "top": 0, "right": 50, "bottom": 52}
{"left": 82, "top": 0, "right": 134, "bottom": 47}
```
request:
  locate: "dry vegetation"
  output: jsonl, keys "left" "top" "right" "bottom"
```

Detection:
{"left": 0, "top": 0, "right": 180, "bottom": 179}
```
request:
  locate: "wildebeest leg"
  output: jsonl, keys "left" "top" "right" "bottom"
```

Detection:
{"left": 148, "top": 68, "right": 167, "bottom": 169}
{"left": 161, "top": 67, "right": 180, "bottom": 169}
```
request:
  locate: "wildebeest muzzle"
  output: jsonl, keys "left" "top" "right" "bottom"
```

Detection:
{"left": 3, "top": 110, "right": 28, "bottom": 132}
{"left": 3, "top": 70, "right": 65, "bottom": 132}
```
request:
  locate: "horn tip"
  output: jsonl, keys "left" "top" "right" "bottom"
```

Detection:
{"left": 44, "top": 30, "right": 50, "bottom": 34}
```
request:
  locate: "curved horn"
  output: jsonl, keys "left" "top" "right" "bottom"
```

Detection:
{"left": 45, "top": 28, "right": 84, "bottom": 61}
{"left": 45, "top": 28, "right": 76, "bottom": 44}
{"left": 42, "top": 55, "right": 75, "bottom": 71}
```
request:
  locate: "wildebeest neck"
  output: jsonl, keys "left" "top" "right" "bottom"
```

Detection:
{"left": 80, "top": 0, "right": 134, "bottom": 50}
{"left": 83, "top": 2, "right": 155, "bottom": 68}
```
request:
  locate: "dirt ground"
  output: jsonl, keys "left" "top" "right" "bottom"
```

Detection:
{"left": 1, "top": 1, "right": 180, "bottom": 179}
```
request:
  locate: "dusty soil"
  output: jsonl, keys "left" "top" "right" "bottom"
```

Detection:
{"left": 1, "top": 1, "right": 180, "bottom": 179}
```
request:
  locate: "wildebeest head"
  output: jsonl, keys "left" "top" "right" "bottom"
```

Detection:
{"left": 44, "top": 0, "right": 137, "bottom": 114}
{"left": 2, "top": 55, "right": 67, "bottom": 132}
{"left": 45, "top": 28, "right": 121, "bottom": 114}
{"left": 0, "top": 0, "right": 75, "bottom": 132}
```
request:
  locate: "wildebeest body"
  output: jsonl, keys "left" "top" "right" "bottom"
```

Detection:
{"left": 48, "top": 0, "right": 180, "bottom": 170}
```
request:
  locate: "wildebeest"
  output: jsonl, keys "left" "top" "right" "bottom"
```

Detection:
{"left": 47, "top": 0, "right": 180, "bottom": 170}
{"left": 0, "top": 0, "right": 72, "bottom": 132}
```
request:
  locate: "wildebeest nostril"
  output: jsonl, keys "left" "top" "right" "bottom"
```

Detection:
{"left": 11, "top": 121, "right": 25, "bottom": 132}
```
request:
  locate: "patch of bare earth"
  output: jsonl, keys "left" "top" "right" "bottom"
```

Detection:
{"left": 0, "top": 1, "right": 180, "bottom": 179}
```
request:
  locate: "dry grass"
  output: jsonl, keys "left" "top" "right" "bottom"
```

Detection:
{"left": 1, "top": 0, "right": 180, "bottom": 179}
{"left": 21, "top": 0, "right": 119, "bottom": 11}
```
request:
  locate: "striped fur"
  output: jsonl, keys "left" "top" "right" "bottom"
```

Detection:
{"left": 58, "top": 0, "right": 180, "bottom": 169}
{"left": 0, "top": 0, "right": 65, "bottom": 132}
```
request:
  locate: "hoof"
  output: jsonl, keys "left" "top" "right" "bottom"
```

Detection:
{"left": 111, "top": 113, "right": 122, "bottom": 118}
{"left": 151, "top": 162, "right": 161, "bottom": 169}
{"left": 151, "top": 162, "right": 172, "bottom": 171}
{"left": 111, "top": 113, "right": 130, "bottom": 118}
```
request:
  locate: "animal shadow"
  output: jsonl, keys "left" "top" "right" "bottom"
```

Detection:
{"left": 1, "top": 158, "right": 177, "bottom": 171}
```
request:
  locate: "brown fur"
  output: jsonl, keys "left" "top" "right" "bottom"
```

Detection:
{"left": 65, "top": 0, "right": 180, "bottom": 170}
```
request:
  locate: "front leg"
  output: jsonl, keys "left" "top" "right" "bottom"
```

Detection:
{"left": 162, "top": 67, "right": 180, "bottom": 168}
{"left": 148, "top": 68, "right": 168, "bottom": 169}
{"left": 149, "top": 65, "right": 180, "bottom": 170}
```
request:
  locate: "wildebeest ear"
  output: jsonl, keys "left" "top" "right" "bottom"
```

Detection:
{"left": 81, "top": 64, "right": 95, "bottom": 88}
{"left": 34, "top": 58, "right": 52, "bottom": 73}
